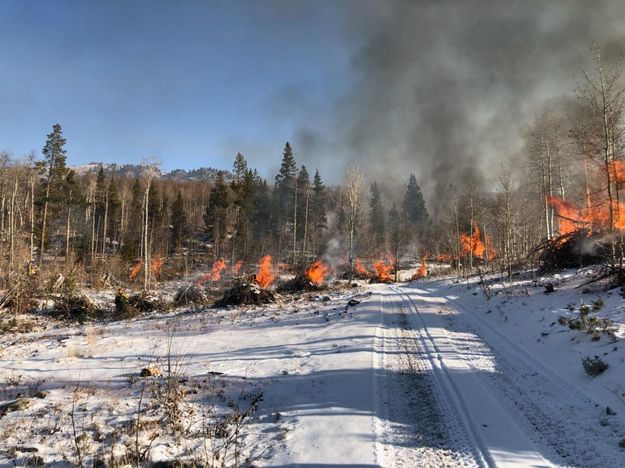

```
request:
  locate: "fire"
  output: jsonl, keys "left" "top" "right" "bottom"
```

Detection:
{"left": 610, "top": 160, "right": 625, "bottom": 183}
{"left": 231, "top": 260, "right": 243, "bottom": 275}
{"left": 412, "top": 255, "right": 427, "bottom": 280}
{"left": 255, "top": 255, "right": 274, "bottom": 289}
{"left": 548, "top": 196, "right": 625, "bottom": 235}
{"left": 436, "top": 253, "right": 451, "bottom": 263}
{"left": 373, "top": 260, "right": 393, "bottom": 282}
{"left": 305, "top": 260, "right": 330, "bottom": 286}
{"left": 129, "top": 261, "right": 142, "bottom": 281}
{"left": 197, "top": 258, "right": 227, "bottom": 284}
{"left": 460, "top": 224, "right": 495, "bottom": 261}
{"left": 355, "top": 258, "right": 371, "bottom": 277}
{"left": 150, "top": 253, "right": 164, "bottom": 275}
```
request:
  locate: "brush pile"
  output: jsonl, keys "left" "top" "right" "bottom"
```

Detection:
{"left": 52, "top": 294, "right": 100, "bottom": 323}
{"left": 277, "top": 274, "right": 325, "bottom": 293}
{"left": 214, "top": 282, "right": 275, "bottom": 308}
{"left": 113, "top": 290, "right": 167, "bottom": 319}
{"left": 0, "top": 285, "right": 37, "bottom": 314}
{"left": 127, "top": 291, "right": 167, "bottom": 312}
{"left": 173, "top": 284, "right": 209, "bottom": 306}
{"left": 536, "top": 229, "right": 610, "bottom": 273}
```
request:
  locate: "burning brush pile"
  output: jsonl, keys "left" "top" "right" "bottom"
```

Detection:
{"left": 214, "top": 255, "right": 276, "bottom": 307}
{"left": 532, "top": 194, "right": 625, "bottom": 273}
{"left": 371, "top": 260, "right": 394, "bottom": 283}
{"left": 346, "top": 258, "right": 394, "bottom": 283}
{"left": 536, "top": 228, "right": 612, "bottom": 273}
{"left": 536, "top": 161, "right": 625, "bottom": 273}
{"left": 278, "top": 260, "right": 330, "bottom": 293}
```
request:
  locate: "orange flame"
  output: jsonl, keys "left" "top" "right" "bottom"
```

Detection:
{"left": 460, "top": 224, "right": 495, "bottom": 261}
{"left": 129, "top": 261, "right": 142, "bottom": 281}
{"left": 412, "top": 255, "right": 427, "bottom": 280}
{"left": 548, "top": 196, "right": 625, "bottom": 235}
{"left": 231, "top": 260, "right": 243, "bottom": 275}
{"left": 197, "top": 258, "right": 227, "bottom": 284}
{"left": 305, "top": 260, "right": 330, "bottom": 286}
{"left": 150, "top": 253, "right": 164, "bottom": 275}
{"left": 373, "top": 260, "right": 393, "bottom": 282}
{"left": 256, "top": 255, "right": 274, "bottom": 289}
{"left": 436, "top": 253, "right": 451, "bottom": 262}
{"left": 355, "top": 258, "right": 371, "bottom": 278}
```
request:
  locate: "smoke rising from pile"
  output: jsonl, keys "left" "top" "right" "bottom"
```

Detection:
{"left": 295, "top": 0, "right": 625, "bottom": 202}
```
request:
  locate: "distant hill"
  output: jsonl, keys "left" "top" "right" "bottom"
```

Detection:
{"left": 71, "top": 163, "right": 233, "bottom": 182}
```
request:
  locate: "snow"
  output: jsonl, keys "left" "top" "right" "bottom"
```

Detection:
{"left": 2, "top": 269, "right": 625, "bottom": 466}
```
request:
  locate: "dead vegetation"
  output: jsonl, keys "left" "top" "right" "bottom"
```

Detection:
{"left": 173, "top": 284, "right": 209, "bottom": 306}
{"left": 558, "top": 300, "right": 618, "bottom": 340}
{"left": 535, "top": 229, "right": 611, "bottom": 273}
{"left": 277, "top": 274, "right": 325, "bottom": 293}
{"left": 52, "top": 294, "right": 101, "bottom": 323}
{"left": 214, "top": 282, "right": 276, "bottom": 308}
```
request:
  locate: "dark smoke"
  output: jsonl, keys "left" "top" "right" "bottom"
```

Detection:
{"left": 295, "top": 0, "right": 625, "bottom": 203}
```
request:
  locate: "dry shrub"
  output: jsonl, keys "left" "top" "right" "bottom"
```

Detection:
{"left": 582, "top": 355, "right": 609, "bottom": 377}
{"left": 214, "top": 283, "right": 275, "bottom": 308}
{"left": 173, "top": 284, "right": 208, "bottom": 306}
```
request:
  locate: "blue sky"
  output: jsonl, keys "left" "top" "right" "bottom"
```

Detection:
{"left": 0, "top": 1, "right": 354, "bottom": 176}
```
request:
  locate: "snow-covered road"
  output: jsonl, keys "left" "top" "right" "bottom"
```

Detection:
{"left": 3, "top": 278, "right": 625, "bottom": 466}
{"left": 278, "top": 282, "right": 625, "bottom": 466}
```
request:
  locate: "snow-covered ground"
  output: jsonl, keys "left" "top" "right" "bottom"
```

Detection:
{"left": 2, "top": 269, "right": 625, "bottom": 466}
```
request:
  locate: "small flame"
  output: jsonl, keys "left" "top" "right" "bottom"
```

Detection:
{"left": 255, "top": 255, "right": 274, "bottom": 289}
{"left": 436, "top": 253, "right": 451, "bottom": 262}
{"left": 460, "top": 224, "right": 495, "bottom": 261}
{"left": 305, "top": 260, "right": 330, "bottom": 286}
{"left": 412, "top": 255, "right": 427, "bottom": 280}
{"left": 129, "top": 261, "right": 143, "bottom": 281}
{"left": 231, "top": 260, "right": 243, "bottom": 275}
{"left": 150, "top": 253, "right": 164, "bottom": 275}
{"left": 355, "top": 258, "right": 371, "bottom": 278}
{"left": 373, "top": 260, "right": 393, "bottom": 282}
{"left": 197, "top": 258, "right": 227, "bottom": 284}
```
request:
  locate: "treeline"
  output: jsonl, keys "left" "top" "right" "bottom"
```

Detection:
{"left": 0, "top": 126, "right": 432, "bottom": 287}
{"left": 8, "top": 51, "right": 619, "bottom": 289}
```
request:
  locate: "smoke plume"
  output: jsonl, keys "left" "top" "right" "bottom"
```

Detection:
{"left": 295, "top": 0, "right": 625, "bottom": 202}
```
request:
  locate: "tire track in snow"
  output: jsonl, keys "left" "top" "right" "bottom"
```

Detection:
{"left": 422, "top": 285, "right": 625, "bottom": 467}
{"left": 372, "top": 287, "right": 480, "bottom": 467}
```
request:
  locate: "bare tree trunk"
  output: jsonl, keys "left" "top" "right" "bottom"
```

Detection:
{"left": 91, "top": 193, "right": 96, "bottom": 264}
{"left": 293, "top": 182, "right": 297, "bottom": 265}
{"left": 9, "top": 175, "right": 17, "bottom": 267}
{"left": 39, "top": 174, "right": 52, "bottom": 266}
{"left": 143, "top": 178, "right": 152, "bottom": 290}
{"left": 65, "top": 187, "right": 72, "bottom": 262}
{"left": 102, "top": 183, "right": 109, "bottom": 258}
{"left": 302, "top": 188, "right": 309, "bottom": 259}
{"left": 29, "top": 174, "right": 35, "bottom": 261}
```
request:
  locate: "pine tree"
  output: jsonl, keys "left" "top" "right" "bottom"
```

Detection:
{"left": 233, "top": 152, "right": 248, "bottom": 183}
{"left": 402, "top": 174, "right": 430, "bottom": 231}
{"left": 369, "top": 182, "right": 386, "bottom": 253}
{"left": 204, "top": 171, "right": 232, "bottom": 257}
{"left": 274, "top": 142, "right": 297, "bottom": 222}
{"left": 171, "top": 190, "right": 186, "bottom": 253}
{"left": 310, "top": 169, "right": 327, "bottom": 255}
{"left": 38, "top": 123, "right": 68, "bottom": 264}
{"left": 296, "top": 165, "right": 310, "bottom": 251}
